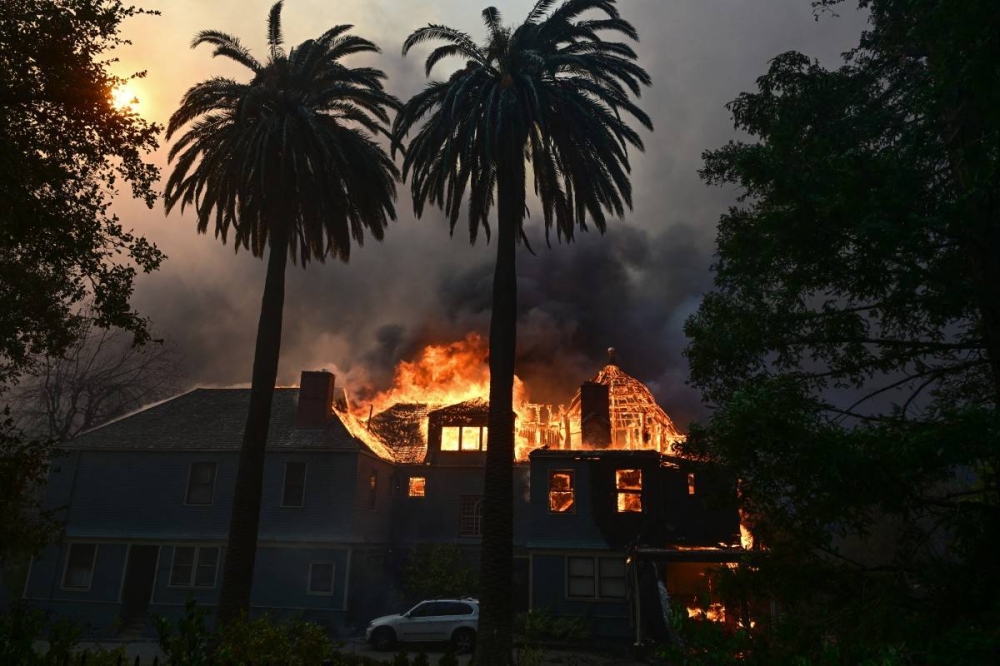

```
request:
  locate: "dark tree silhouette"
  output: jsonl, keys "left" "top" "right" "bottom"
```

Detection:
{"left": 10, "top": 317, "right": 181, "bottom": 442}
{"left": 165, "top": 1, "right": 398, "bottom": 624}
{"left": 392, "top": 1, "right": 651, "bottom": 661}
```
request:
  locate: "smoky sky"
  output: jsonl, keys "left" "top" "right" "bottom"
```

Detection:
{"left": 113, "top": 0, "right": 869, "bottom": 430}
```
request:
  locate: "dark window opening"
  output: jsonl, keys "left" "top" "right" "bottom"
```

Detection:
{"left": 185, "top": 462, "right": 217, "bottom": 505}
{"left": 282, "top": 462, "right": 307, "bottom": 507}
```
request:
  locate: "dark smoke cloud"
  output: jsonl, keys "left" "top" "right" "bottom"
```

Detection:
{"left": 120, "top": 0, "right": 869, "bottom": 431}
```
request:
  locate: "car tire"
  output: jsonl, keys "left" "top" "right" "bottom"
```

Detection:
{"left": 452, "top": 627, "right": 476, "bottom": 654}
{"left": 371, "top": 627, "right": 396, "bottom": 651}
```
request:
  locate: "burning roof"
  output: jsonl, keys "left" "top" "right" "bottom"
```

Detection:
{"left": 332, "top": 338, "right": 686, "bottom": 464}
{"left": 567, "top": 352, "right": 686, "bottom": 455}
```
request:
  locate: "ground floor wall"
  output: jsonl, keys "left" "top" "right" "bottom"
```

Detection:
{"left": 529, "top": 550, "right": 632, "bottom": 640}
{"left": 22, "top": 539, "right": 356, "bottom": 639}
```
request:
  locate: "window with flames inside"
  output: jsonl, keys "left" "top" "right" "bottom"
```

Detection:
{"left": 616, "top": 469, "right": 643, "bottom": 513}
{"left": 548, "top": 470, "right": 575, "bottom": 513}
{"left": 440, "top": 426, "right": 488, "bottom": 451}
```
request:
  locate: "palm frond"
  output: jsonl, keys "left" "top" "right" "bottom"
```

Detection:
{"left": 267, "top": 1, "right": 285, "bottom": 56}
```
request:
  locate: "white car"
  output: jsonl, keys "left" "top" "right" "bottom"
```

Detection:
{"left": 365, "top": 598, "right": 479, "bottom": 652}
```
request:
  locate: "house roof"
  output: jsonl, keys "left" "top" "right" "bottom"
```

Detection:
{"left": 69, "top": 388, "right": 385, "bottom": 458}
{"left": 367, "top": 403, "right": 429, "bottom": 464}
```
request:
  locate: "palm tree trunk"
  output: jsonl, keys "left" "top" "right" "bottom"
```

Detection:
{"left": 216, "top": 224, "right": 289, "bottom": 626}
{"left": 476, "top": 153, "right": 524, "bottom": 666}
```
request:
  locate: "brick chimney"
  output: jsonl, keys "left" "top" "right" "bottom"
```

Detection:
{"left": 296, "top": 370, "right": 336, "bottom": 428}
{"left": 580, "top": 381, "right": 612, "bottom": 448}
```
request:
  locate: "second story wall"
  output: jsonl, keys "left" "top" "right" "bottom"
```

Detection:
{"left": 48, "top": 449, "right": 361, "bottom": 543}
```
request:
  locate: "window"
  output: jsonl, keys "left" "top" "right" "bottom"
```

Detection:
{"left": 460, "top": 495, "right": 482, "bottom": 537}
{"left": 169, "top": 546, "right": 219, "bottom": 588}
{"left": 548, "top": 470, "right": 575, "bottom": 513}
{"left": 441, "top": 426, "right": 488, "bottom": 451}
{"left": 567, "top": 556, "right": 626, "bottom": 599}
{"left": 599, "top": 558, "right": 627, "bottom": 598}
{"left": 409, "top": 601, "right": 448, "bottom": 617}
{"left": 282, "top": 462, "right": 307, "bottom": 507}
{"left": 441, "top": 601, "right": 476, "bottom": 615}
{"left": 687, "top": 472, "right": 696, "bottom": 496}
{"left": 308, "top": 562, "right": 335, "bottom": 595}
{"left": 567, "top": 556, "right": 595, "bottom": 597}
{"left": 616, "top": 469, "right": 643, "bottom": 513}
{"left": 62, "top": 543, "right": 97, "bottom": 590}
{"left": 408, "top": 476, "right": 426, "bottom": 497}
{"left": 185, "top": 462, "right": 217, "bottom": 505}
{"left": 369, "top": 470, "right": 378, "bottom": 510}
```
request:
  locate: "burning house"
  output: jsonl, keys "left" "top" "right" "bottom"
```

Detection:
{"left": 21, "top": 338, "right": 742, "bottom": 643}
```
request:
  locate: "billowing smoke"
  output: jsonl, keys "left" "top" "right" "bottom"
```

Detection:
{"left": 117, "top": 0, "right": 868, "bottom": 432}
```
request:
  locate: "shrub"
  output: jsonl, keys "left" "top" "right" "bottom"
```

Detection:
{"left": 391, "top": 650, "right": 411, "bottom": 666}
{"left": 403, "top": 544, "right": 477, "bottom": 600}
{"left": 412, "top": 651, "right": 430, "bottom": 666}
{"left": 153, "top": 599, "right": 212, "bottom": 666}
{"left": 438, "top": 647, "right": 459, "bottom": 666}
{"left": 0, "top": 600, "right": 83, "bottom": 666}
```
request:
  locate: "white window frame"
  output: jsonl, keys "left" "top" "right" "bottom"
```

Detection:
{"left": 565, "top": 555, "right": 627, "bottom": 600}
{"left": 307, "top": 561, "right": 336, "bottom": 596}
{"left": 280, "top": 461, "right": 308, "bottom": 508}
{"left": 60, "top": 543, "right": 99, "bottom": 591}
{"left": 183, "top": 461, "right": 217, "bottom": 506}
{"left": 167, "top": 545, "right": 220, "bottom": 589}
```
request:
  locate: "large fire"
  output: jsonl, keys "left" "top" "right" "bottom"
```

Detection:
{"left": 358, "top": 333, "right": 526, "bottom": 416}
{"left": 333, "top": 333, "right": 685, "bottom": 462}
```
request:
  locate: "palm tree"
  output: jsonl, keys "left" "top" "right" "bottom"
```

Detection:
{"left": 165, "top": 1, "right": 398, "bottom": 625}
{"left": 392, "top": 1, "right": 651, "bottom": 661}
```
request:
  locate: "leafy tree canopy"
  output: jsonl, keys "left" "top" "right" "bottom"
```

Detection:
{"left": 683, "top": 0, "right": 1000, "bottom": 661}
{"left": 0, "top": 0, "right": 164, "bottom": 386}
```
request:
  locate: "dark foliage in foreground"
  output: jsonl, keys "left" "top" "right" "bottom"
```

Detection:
{"left": 0, "top": 0, "right": 163, "bottom": 386}
{"left": 684, "top": 0, "right": 1000, "bottom": 662}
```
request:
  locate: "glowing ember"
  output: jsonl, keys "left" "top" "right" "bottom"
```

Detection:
{"left": 548, "top": 471, "right": 575, "bottom": 512}
{"left": 686, "top": 602, "right": 726, "bottom": 623}
{"left": 408, "top": 477, "right": 426, "bottom": 497}
{"left": 615, "top": 469, "right": 643, "bottom": 513}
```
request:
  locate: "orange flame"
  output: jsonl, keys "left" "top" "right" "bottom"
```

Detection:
{"left": 358, "top": 333, "right": 527, "bottom": 417}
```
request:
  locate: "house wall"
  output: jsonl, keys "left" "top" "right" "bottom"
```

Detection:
{"left": 529, "top": 458, "right": 611, "bottom": 550}
{"left": 25, "top": 448, "right": 363, "bottom": 636}
{"left": 350, "top": 454, "right": 395, "bottom": 544}
{"left": 23, "top": 541, "right": 129, "bottom": 635}
{"left": 42, "top": 450, "right": 360, "bottom": 542}
{"left": 529, "top": 551, "right": 632, "bottom": 639}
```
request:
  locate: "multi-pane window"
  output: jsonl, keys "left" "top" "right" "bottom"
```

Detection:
{"left": 459, "top": 495, "right": 482, "bottom": 537}
{"left": 548, "top": 470, "right": 575, "bottom": 513}
{"left": 169, "top": 546, "right": 219, "bottom": 588}
{"left": 308, "top": 562, "right": 335, "bottom": 595}
{"left": 369, "top": 470, "right": 378, "bottom": 509}
{"left": 567, "top": 556, "right": 626, "bottom": 599}
{"left": 185, "top": 462, "right": 217, "bottom": 505}
{"left": 282, "top": 462, "right": 307, "bottom": 507}
{"left": 440, "top": 426, "right": 489, "bottom": 451}
{"left": 615, "top": 469, "right": 643, "bottom": 513}
{"left": 62, "top": 543, "right": 97, "bottom": 590}
{"left": 408, "top": 476, "right": 426, "bottom": 497}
